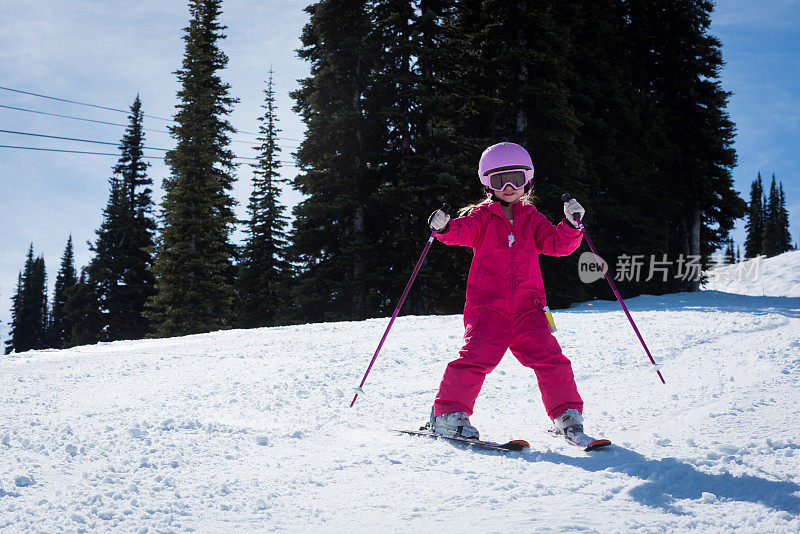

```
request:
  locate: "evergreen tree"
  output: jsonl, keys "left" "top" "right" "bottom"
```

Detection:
{"left": 744, "top": 173, "right": 765, "bottom": 258}
{"left": 290, "top": 0, "right": 382, "bottom": 322}
{"left": 761, "top": 174, "right": 779, "bottom": 257}
{"left": 49, "top": 235, "right": 78, "bottom": 348}
{"left": 761, "top": 174, "right": 792, "bottom": 257}
{"left": 554, "top": 0, "right": 661, "bottom": 301}
{"left": 5, "top": 273, "right": 23, "bottom": 354}
{"left": 722, "top": 239, "right": 734, "bottom": 264}
{"left": 367, "top": 0, "right": 470, "bottom": 316}
{"left": 775, "top": 181, "right": 793, "bottom": 254}
{"left": 627, "top": 0, "right": 745, "bottom": 291}
{"left": 237, "top": 67, "right": 290, "bottom": 327}
{"left": 63, "top": 269, "right": 103, "bottom": 347}
{"left": 145, "top": 0, "right": 239, "bottom": 336}
{"left": 88, "top": 95, "right": 156, "bottom": 341}
{"left": 289, "top": 1, "right": 746, "bottom": 317}
{"left": 5, "top": 245, "right": 48, "bottom": 353}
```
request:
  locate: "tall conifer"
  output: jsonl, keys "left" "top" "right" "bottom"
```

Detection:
{"left": 63, "top": 269, "right": 103, "bottom": 347}
{"left": 761, "top": 175, "right": 779, "bottom": 257}
{"left": 627, "top": 0, "right": 745, "bottom": 291}
{"left": 49, "top": 235, "right": 78, "bottom": 348}
{"left": 775, "top": 182, "right": 792, "bottom": 254}
{"left": 146, "top": 0, "right": 239, "bottom": 335}
{"left": 237, "top": 68, "right": 289, "bottom": 327}
{"left": 761, "top": 174, "right": 792, "bottom": 257}
{"left": 744, "top": 173, "right": 765, "bottom": 258}
{"left": 290, "top": 0, "right": 380, "bottom": 322}
{"left": 5, "top": 246, "right": 48, "bottom": 353}
{"left": 89, "top": 95, "right": 156, "bottom": 341}
{"left": 367, "top": 0, "right": 470, "bottom": 316}
{"left": 5, "top": 273, "right": 23, "bottom": 354}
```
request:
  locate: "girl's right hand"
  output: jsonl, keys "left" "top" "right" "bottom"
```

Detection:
{"left": 428, "top": 209, "right": 451, "bottom": 233}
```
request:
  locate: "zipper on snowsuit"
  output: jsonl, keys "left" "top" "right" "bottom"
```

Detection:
{"left": 509, "top": 217, "right": 515, "bottom": 314}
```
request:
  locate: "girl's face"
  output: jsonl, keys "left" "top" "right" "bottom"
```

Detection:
{"left": 497, "top": 183, "right": 526, "bottom": 204}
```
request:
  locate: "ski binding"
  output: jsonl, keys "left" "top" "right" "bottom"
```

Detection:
{"left": 546, "top": 427, "right": 611, "bottom": 451}
{"left": 394, "top": 426, "right": 530, "bottom": 453}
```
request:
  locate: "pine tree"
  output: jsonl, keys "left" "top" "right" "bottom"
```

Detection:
{"left": 761, "top": 174, "right": 792, "bottom": 257}
{"left": 88, "top": 95, "right": 156, "bottom": 341}
{"left": 366, "top": 0, "right": 472, "bottom": 316}
{"left": 722, "top": 239, "right": 734, "bottom": 265}
{"left": 627, "top": 0, "right": 745, "bottom": 291}
{"left": 145, "top": 0, "right": 239, "bottom": 336}
{"left": 5, "top": 273, "right": 23, "bottom": 354}
{"left": 775, "top": 182, "right": 793, "bottom": 254}
{"left": 290, "top": 0, "right": 382, "bottom": 322}
{"left": 761, "top": 174, "right": 779, "bottom": 257}
{"left": 5, "top": 245, "right": 48, "bottom": 353}
{"left": 744, "top": 173, "right": 765, "bottom": 258}
{"left": 237, "top": 67, "right": 290, "bottom": 327}
{"left": 555, "top": 0, "right": 660, "bottom": 301}
{"left": 63, "top": 269, "right": 103, "bottom": 348}
{"left": 49, "top": 235, "right": 78, "bottom": 348}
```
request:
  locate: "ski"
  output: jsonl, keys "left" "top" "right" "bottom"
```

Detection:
{"left": 546, "top": 427, "right": 611, "bottom": 452}
{"left": 394, "top": 427, "right": 530, "bottom": 453}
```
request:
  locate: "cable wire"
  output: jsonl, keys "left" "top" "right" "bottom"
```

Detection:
{"left": 0, "top": 128, "right": 299, "bottom": 163}
{"left": 0, "top": 143, "right": 297, "bottom": 164}
{"left": 0, "top": 85, "right": 172, "bottom": 121}
{"left": 0, "top": 128, "right": 169, "bottom": 151}
{"left": 0, "top": 85, "right": 304, "bottom": 142}
{"left": 0, "top": 104, "right": 301, "bottom": 148}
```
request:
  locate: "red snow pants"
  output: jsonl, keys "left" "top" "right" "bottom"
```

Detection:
{"left": 433, "top": 307, "right": 583, "bottom": 420}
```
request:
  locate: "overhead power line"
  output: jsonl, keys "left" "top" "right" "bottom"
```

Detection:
{"left": 0, "top": 128, "right": 299, "bottom": 163}
{"left": 0, "top": 143, "right": 297, "bottom": 165}
{"left": 0, "top": 85, "right": 173, "bottom": 121}
{"left": 1, "top": 103, "right": 166, "bottom": 130}
{"left": 0, "top": 144, "right": 165, "bottom": 159}
{"left": 0, "top": 128, "right": 169, "bottom": 151}
{"left": 0, "top": 104, "right": 301, "bottom": 149}
{"left": 0, "top": 85, "right": 304, "bottom": 142}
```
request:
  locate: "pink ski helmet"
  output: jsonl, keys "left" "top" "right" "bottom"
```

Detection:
{"left": 478, "top": 142, "right": 534, "bottom": 191}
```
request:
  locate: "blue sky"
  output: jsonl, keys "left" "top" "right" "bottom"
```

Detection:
{"left": 1, "top": 1, "right": 798, "bottom": 342}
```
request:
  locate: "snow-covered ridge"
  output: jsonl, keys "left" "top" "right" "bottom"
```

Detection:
{"left": 703, "top": 249, "right": 800, "bottom": 297}
{"left": 1, "top": 290, "right": 799, "bottom": 531}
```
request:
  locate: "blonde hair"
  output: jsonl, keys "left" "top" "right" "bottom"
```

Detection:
{"left": 457, "top": 186, "right": 538, "bottom": 217}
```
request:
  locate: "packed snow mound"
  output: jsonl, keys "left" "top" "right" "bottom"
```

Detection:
{"left": 703, "top": 249, "right": 800, "bottom": 297}
{"left": 1, "top": 291, "right": 799, "bottom": 531}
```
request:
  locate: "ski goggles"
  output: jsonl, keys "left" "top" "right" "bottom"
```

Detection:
{"left": 483, "top": 167, "right": 533, "bottom": 191}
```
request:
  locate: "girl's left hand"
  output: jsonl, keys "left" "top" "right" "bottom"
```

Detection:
{"left": 564, "top": 198, "right": 585, "bottom": 227}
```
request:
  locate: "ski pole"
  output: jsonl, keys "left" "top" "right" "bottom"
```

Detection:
{"left": 350, "top": 203, "right": 452, "bottom": 407}
{"left": 562, "top": 194, "right": 665, "bottom": 384}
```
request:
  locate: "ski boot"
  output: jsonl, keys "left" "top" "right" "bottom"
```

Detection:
{"left": 553, "top": 408, "right": 585, "bottom": 441}
{"left": 429, "top": 407, "right": 480, "bottom": 440}
{"left": 551, "top": 408, "right": 610, "bottom": 451}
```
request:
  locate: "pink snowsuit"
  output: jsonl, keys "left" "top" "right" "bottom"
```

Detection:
{"left": 433, "top": 200, "right": 584, "bottom": 420}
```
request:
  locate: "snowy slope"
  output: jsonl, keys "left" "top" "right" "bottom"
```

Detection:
{"left": 1, "top": 292, "right": 799, "bottom": 530}
{"left": 704, "top": 249, "right": 800, "bottom": 297}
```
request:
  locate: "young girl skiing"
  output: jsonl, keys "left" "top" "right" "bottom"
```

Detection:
{"left": 427, "top": 141, "right": 590, "bottom": 444}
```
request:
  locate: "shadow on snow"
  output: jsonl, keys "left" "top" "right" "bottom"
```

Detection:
{"left": 519, "top": 444, "right": 800, "bottom": 515}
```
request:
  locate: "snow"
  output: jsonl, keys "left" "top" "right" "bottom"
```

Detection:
{"left": 1, "top": 254, "right": 799, "bottom": 531}
{"left": 703, "top": 249, "right": 800, "bottom": 297}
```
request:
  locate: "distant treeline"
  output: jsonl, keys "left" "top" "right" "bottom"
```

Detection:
{"left": 4, "top": 0, "right": 795, "bottom": 353}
